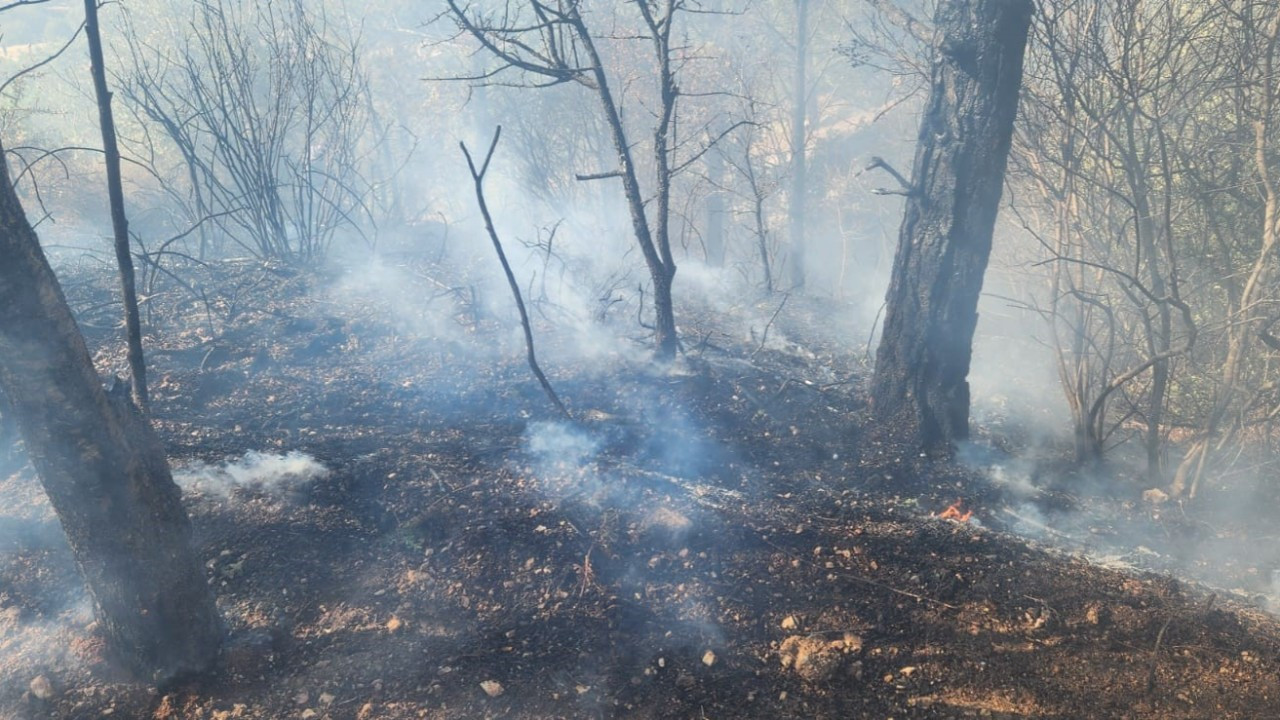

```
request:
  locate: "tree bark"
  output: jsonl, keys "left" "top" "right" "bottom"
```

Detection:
{"left": 870, "top": 0, "right": 1033, "bottom": 449}
{"left": 0, "top": 140, "right": 222, "bottom": 682}
{"left": 85, "top": 0, "right": 148, "bottom": 411}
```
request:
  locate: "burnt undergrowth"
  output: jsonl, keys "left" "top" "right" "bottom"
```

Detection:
{"left": 3, "top": 258, "right": 1280, "bottom": 719}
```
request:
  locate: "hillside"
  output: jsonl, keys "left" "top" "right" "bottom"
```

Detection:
{"left": 3, "top": 258, "right": 1280, "bottom": 719}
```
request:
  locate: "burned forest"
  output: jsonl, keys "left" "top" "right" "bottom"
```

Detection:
{"left": 9, "top": 1, "right": 1280, "bottom": 718}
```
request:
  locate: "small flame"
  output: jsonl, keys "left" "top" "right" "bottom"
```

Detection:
{"left": 937, "top": 501, "right": 973, "bottom": 523}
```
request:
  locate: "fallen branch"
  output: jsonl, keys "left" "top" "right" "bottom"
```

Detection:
{"left": 460, "top": 127, "right": 570, "bottom": 420}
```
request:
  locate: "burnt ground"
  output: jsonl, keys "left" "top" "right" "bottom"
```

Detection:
{"left": 5, "top": 257, "right": 1280, "bottom": 719}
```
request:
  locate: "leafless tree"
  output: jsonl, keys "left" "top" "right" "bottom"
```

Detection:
{"left": 445, "top": 0, "right": 743, "bottom": 360}
{"left": 1010, "top": 0, "right": 1277, "bottom": 493}
{"left": 116, "top": 0, "right": 379, "bottom": 262}
{"left": 711, "top": 102, "right": 781, "bottom": 294}
{"left": 84, "top": 0, "right": 148, "bottom": 410}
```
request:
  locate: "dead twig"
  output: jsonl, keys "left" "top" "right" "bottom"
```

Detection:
{"left": 865, "top": 156, "right": 915, "bottom": 196}
{"left": 578, "top": 544, "right": 597, "bottom": 597}
{"left": 866, "top": 300, "right": 886, "bottom": 365}
{"left": 751, "top": 293, "right": 789, "bottom": 359}
{"left": 460, "top": 126, "right": 570, "bottom": 420}
{"left": 1146, "top": 615, "right": 1174, "bottom": 694}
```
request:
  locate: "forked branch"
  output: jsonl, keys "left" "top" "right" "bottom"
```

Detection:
{"left": 461, "top": 126, "right": 570, "bottom": 419}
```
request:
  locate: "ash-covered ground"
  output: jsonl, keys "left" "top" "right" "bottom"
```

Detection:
{"left": 5, "top": 257, "right": 1280, "bottom": 719}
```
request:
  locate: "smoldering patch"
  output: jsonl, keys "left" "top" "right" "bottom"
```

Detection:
{"left": 526, "top": 421, "right": 602, "bottom": 472}
{"left": 0, "top": 516, "right": 64, "bottom": 554}
{"left": 0, "top": 467, "right": 62, "bottom": 554}
{"left": 174, "top": 450, "right": 330, "bottom": 500}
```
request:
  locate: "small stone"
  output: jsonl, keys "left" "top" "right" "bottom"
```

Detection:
{"left": 480, "top": 680, "right": 504, "bottom": 698}
{"left": 780, "top": 634, "right": 863, "bottom": 683}
{"left": 702, "top": 650, "right": 717, "bottom": 667}
{"left": 780, "top": 615, "right": 797, "bottom": 630}
{"left": 1085, "top": 604, "right": 1104, "bottom": 626}
{"left": 385, "top": 616, "right": 403, "bottom": 633}
{"left": 1142, "top": 488, "right": 1169, "bottom": 504}
{"left": 318, "top": 693, "right": 335, "bottom": 706}
{"left": 300, "top": 711, "right": 318, "bottom": 720}
{"left": 29, "top": 676, "right": 54, "bottom": 701}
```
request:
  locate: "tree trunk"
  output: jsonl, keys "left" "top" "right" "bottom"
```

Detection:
{"left": 571, "top": 9, "right": 679, "bottom": 360}
{"left": 85, "top": 0, "right": 148, "bottom": 412}
{"left": 706, "top": 150, "right": 725, "bottom": 267}
{"left": 788, "top": 0, "right": 808, "bottom": 291}
{"left": 870, "top": 0, "right": 1033, "bottom": 449}
{"left": 0, "top": 140, "right": 222, "bottom": 682}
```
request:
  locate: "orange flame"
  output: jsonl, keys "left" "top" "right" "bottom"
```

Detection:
{"left": 937, "top": 501, "right": 973, "bottom": 523}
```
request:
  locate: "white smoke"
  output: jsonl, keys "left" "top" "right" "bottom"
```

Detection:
{"left": 526, "top": 422, "right": 601, "bottom": 471}
{"left": 173, "top": 451, "right": 329, "bottom": 498}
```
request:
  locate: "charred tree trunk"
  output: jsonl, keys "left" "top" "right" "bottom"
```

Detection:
{"left": 870, "top": 0, "right": 1032, "bottom": 449}
{"left": 0, "top": 140, "right": 222, "bottom": 682}
{"left": 85, "top": 0, "right": 148, "bottom": 411}
{"left": 573, "top": 10, "right": 679, "bottom": 360}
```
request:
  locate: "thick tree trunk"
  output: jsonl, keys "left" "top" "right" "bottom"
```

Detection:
{"left": 0, "top": 141, "right": 222, "bottom": 682}
{"left": 870, "top": 0, "right": 1032, "bottom": 449}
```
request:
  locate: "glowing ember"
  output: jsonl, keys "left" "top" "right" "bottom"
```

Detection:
{"left": 937, "top": 501, "right": 973, "bottom": 523}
